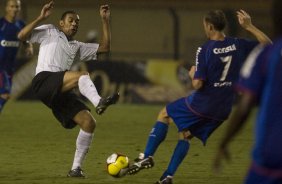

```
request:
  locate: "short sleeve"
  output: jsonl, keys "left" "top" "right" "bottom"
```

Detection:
{"left": 16, "top": 20, "right": 25, "bottom": 29}
{"left": 194, "top": 46, "right": 207, "bottom": 80}
{"left": 29, "top": 24, "right": 53, "bottom": 44}
{"left": 78, "top": 42, "right": 99, "bottom": 61}
{"left": 238, "top": 44, "right": 267, "bottom": 97}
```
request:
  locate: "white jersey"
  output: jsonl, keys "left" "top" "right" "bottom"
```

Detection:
{"left": 30, "top": 24, "right": 99, "bottom": 75}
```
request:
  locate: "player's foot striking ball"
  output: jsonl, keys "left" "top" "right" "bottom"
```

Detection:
{"left": 127, "top": 156, "right": 154, "bottom": 175}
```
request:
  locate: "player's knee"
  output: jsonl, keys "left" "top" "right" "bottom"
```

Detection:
{"left": 75, "top": 71, "right": 89, "bottom": 83}
{"left": 80, "top": 117, "right": 96, "bottom": 132}
{"left": 179, "top": 130, "right": 193, "bottom": 141}
{"left": 68, "top": 71, "right": 90, "bottom": 89}
{"left": 75, "top": 111, "right": 96, "bottom": 132}
{"left": 79, "top": 71, "right": 89, "bottom": 77}
{"left": 157, "top": 107, "right": 170, "bottom": 123}
{"left": 87, "top": 117, "right": 96, "bottom": 132}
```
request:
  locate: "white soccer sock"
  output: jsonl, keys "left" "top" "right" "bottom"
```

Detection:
{"left": 71, "top": 129, "right": 94, "bottom": 170}
{"left": 78, "top": 75, "right": 101, "bottom": 107}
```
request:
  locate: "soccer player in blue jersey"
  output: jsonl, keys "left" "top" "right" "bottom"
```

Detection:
{"left": 214, "top": 1, "right": 282, "bottom": 183}
{"left": 0, "top": 0, "right": 33, "bottom": 113}
{"left": 127, "top": 10, "right": 271, "bottom": 183}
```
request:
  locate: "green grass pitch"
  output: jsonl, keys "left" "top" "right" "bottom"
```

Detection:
{"left": 0, "top": 101, "right": 255, "bottom": 184}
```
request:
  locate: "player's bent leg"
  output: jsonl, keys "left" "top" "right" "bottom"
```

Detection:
{"left": 71, "top": 72, "right": 119, "bottom": 114}
{"left": 62, "top": 71, "right": 89, "bottom": 92}
{"left": 0, "top": 93, "right": 10, "bottom": 113}
{"left": 68, "top": 110, "right": 96, "bottom": 178}
{"left": 128, "top": 107, "right": 170, "bottom": 175}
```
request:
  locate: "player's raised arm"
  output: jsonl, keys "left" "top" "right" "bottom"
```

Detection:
{"left": 237, "top": 10, "right": 272, "bottom": 44}
{"left": 97, "top": 5, "right": 111, "bottom": 53}
{"left": 18, "top": 1, "right": 54, "bottom": 41}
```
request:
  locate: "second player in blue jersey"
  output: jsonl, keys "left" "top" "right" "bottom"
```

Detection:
{"left": 127, "top": 9, "right": 271, "bottom": 184}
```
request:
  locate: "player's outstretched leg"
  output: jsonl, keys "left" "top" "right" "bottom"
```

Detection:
{"left": 127, "top": 156, "right": 155, "bottom": 175}
{"left": 95, "top": 92, "right": 120, "bottom": 115}
{"left": 128, "top": 121, "right": 168, "bottom": 175}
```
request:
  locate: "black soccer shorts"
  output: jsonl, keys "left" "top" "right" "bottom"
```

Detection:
{"left": 31, "top": 71, "right": 90, "bottom": 129}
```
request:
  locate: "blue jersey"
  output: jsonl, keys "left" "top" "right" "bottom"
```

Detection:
{"left": 0, "top": 17, "right": 25, "bottom": 75}
{"left": 187, "top": 37, "right": 258, "bottom": 120}
{"left": 239, "top": 39, "right": 282, "bottom": 169}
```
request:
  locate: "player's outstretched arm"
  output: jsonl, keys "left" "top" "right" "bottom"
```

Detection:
{"left": 213, "top": 92, "right": 255, "bottom": 173}
{"left": 237, "top": 10, "right": 272, "bottom": 44}
{"left": 18, "top": 1, "right": 54, "bottom": 41}
{"left": 97, "top": 5, "right": 111, "bottom": 53}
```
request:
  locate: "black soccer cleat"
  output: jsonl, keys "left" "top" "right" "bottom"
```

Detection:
{"left": 96, "top": 92, "right": 120, "bottom": 115}
{"left": 67, "top": 167, "right": 85, "bottom": 178}
{"left": 155, "top": 176, "right": 173, "bottom": 184}
{"left": 127, "top": 156, "right": 154, "bottom": 175}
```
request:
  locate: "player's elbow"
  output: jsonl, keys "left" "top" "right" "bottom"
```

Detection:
{"left": 17, "top": 32, "right": 27, "bottom": 41}
{"left": 97, "top": 44, "right": 110, "bottom": 53}
{"left": 192, "top": 80, "right": 204, "bottom": 90}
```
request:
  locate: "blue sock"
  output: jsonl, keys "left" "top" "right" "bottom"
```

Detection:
{"left": 0, "top": 97, "right": 7, "bottom": 113}
{"left": 144, "top": 121, "right": 168, "bottom": 158}
{"left": 161, "top": 140, "right": 190, "bottom": 179}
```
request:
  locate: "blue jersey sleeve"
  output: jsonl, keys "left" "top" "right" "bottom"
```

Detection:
{"left": 194, "top": 46, "right": 207, "bottom": 81}
{"left": 15, "top": 20, "right": 25, "bottom": 30}
{"left": 238, "top": 45, "right": 267, "bottom": 98}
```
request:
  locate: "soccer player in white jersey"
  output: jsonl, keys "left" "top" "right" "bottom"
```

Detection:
{"left": 17, "top": 1, "right": 119, "bottom": 177}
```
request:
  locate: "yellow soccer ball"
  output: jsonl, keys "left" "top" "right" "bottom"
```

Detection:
{"left": 106, "top": 153, "right": 129, "bottom": 177}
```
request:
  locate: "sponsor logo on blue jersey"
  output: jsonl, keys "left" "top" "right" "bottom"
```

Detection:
{"left": 0, "top": 40, "right": 20, "bottom": 47}
{"left": 195, "top": 47, "right": 202, "bottom": 71}
{"left": 213, "top": 44, "right": 236, "bottom": 54}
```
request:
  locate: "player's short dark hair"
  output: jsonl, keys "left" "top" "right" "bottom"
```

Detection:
{"left": 273, "top": 0, "right": 282, "bottom": 36}
{"left": 204, "top": 10, "right": 227, "bottom": 31}
{"left": 60, "top": 10, "right": 77, "bottom": 20}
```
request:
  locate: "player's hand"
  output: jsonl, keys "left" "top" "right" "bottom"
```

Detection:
{"left": 100, "top": 5, "right": 110, "bottom": 21}
{"left": 237, "top": 10, "right": 252, "bottom": 30}
{"left": 25, "top": 44, "right": 34, "bottom": 57}
{"left": 39, "top": 1, "right": 54, "bottom": 20}
{"left": 212, "top": 146, "right": 231, "bottom": 174}
{"left": 189, "top": 65, "right": 196, "bottom": 79}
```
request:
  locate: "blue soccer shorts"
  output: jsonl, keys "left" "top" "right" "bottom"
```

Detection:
{"left": 166, "top": 97, "right": 223, "bottom": 145}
